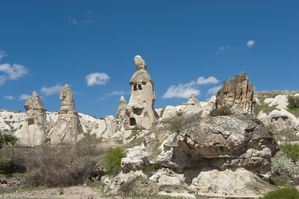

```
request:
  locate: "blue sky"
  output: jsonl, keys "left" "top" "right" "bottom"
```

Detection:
{"left": 0, "top": 0, "right": 298, "bottom": 117}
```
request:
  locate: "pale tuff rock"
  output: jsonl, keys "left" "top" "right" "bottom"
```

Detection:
{"left": 15, "top": 91, "right": 49, "bottom": 147}
{"left": 190, "top": 168, "right": 273, "bottom": 197}
{"left": 264, "top": 94, "right": 289, "bottom": 110}
{"left": 215, "top": 72, "right": 254, "bottom": 114}
{"left": 116, "top": 96, "right": 127, "bottom": 120}
{"left": 49, "top": 84, "right": 84, "bottom": 144}
{"left": 121, "top": 144, "right": 149, "bottom": 173}
{"left": 155, "top": 114, "right": 278, "bottom": 175}
{"left": 124, "top": 55, "right": 158, "bottom": 129}
{"left": 187, "top": 94, "right": 199, "bottom": 105}
{"left": 199, "top": 96, "right": 216, "bottom": 116}
{"left": 258, "top": 109, "right": 299, "bottom": 131}
{"left": 0, "top": 110, "right": 26, "bottom": 132}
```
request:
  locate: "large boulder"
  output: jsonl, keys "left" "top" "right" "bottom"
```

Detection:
{"left": 215, "top": 72, "right": 254, "bottom": 114}
{"left": 155, "top": 114, "right": 278, "bottom": 175}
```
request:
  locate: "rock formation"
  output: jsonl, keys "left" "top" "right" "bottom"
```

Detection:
{"left": 116, "top": 96, "right": 127, "bottom": 120}
{"left": 215, "top": 72, "right": 254, "bottom": 114}
{"left": 124, "top": 55, "right": 158, "bottom": 129}
{"left": 187, "top": 94, "right": 199, "bottom": 105}
{"left": 49, "top": 84, "right": 84, "bottom": 144}
{"left": 15, "top": 91, "right": 49, "bottom": 147}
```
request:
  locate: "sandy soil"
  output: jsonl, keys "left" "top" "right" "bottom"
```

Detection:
{"left": 1, "top": 186, "right": 121, "bottom": 199}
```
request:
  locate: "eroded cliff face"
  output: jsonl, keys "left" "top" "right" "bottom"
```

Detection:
{"left": 215, "top": 72, "right": 254, "bottom": 114}
{"left": 102, "top": 113, "right": 278, "bottom": 198}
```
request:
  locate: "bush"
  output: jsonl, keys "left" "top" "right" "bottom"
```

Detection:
{"left": 260, "top": 187, "right": 299, "bottom": 199}
{"left": 287, "top": 96, "right": 299, "bottom": 117}
{"left": 4, "top": 142, "right": 105, "bottom": 187}
{"left": 210, "top": 106, "right": 232, "bottom": 117}
{"left": 271, "top": 152, "right": 297, "bottom": 176}
{"left": 0, "top": 131, "right": 17, "bottom": 148}
{"left": 270, "top": 175, "right": 294, "bottom": 186}
{"left": 169, "top": 117, "right": 183, "bottom": 132}
{"left": 287, "top": 96, "right": 299, "bottom": 109}
{"left": 281, "top": 144, "right": 299, "bottom": 161}
{"left": 0, "top": 156, "right": 12, "bottom": 173}
{"left": 104, "top": 148, "right": 126, "bottom": 175}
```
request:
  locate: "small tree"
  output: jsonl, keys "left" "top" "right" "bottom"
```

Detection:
{"left": 104, "top": 148, "right": 126, "bottom": 175}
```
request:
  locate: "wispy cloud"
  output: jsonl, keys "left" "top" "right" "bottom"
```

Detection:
{"left": 217, "top": 46, "right": 230, "bottom": 54}
{"left": 86, "top": 72, "right": 110, "bottom": 86}
{"left": 162, "top": 81, "right": 200, "bottom": 99}
{"left": 0, "top": 63, "right": 28, "bottom": 86}
{"left": 68, "top": 11, "right": 95, "bottom": 25}
{"left": 0, "top": 50, "right": 7, "bottom": 61}
{"left": 3, "top": 95, "right": 14, "bottom": 100}
{"left": 207, "top": 85, "right": 222, "bottom": 95}
{"left": 41, "top": 84, "right": 64, "bottom": 96}
{"left": 105, "top": 90, "right": 129, "bottom": 97}
{"left": 246, "top": 40, "right": 255, "bottom": 48}
{"left": 19, "top": 94, "right": 30, "bottom": 101}
{"left": 197, "top": 76, "right": 219, "bottom": 85}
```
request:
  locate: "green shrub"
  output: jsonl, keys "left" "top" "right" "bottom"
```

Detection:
{"left": 271, "top": 152, "right": 297, "bottom": 176}
{"left": 281, "top": 144, "right": 299, "bottom": 161}
{"left": 260, "top": 187, "right": 299, "bottom": 199}
{"left": 0, "top": 156, "right": 12, "bottom": 173}
{"left": 104, "top": 147, "right": 126, "bottom": 175}
{"left": 287, "top": 96, "right": 299, "bottom": 117}
{"left": 270, "top": 175, "right": 294, "bottom": 186}
{"left": 0, "top": 131, "right": 17, "bottom": 148}
{"left": 210, "top": 106, "right": 232, "bottom": 117}
{"left": 254, "top": 104, "right": 278, "bottom": 115}
{"left": 169, "top": 117, "right": 183, "bottom": 132}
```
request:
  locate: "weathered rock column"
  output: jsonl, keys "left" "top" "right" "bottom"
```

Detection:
{"left": 215, "top": 72, "right": 254, "bottom": 114}
{"left": 15, "top": 91, "right": 49, "bottom": 147}
{"left": 49, "top": 84, "right": 83, "bottom": 144}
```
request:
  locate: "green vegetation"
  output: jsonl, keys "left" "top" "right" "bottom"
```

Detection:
{"left": 260, "top": 187, "right": 299, "bottom": 199}
{"left": 274, "top": 129, "right": 299, "bottom": 142}
{"left": 143, "top": 164, "right": 155, "bottom": 176}
{"left": 270, "top": 175, "right": 294, "bottom": 186}
{"left": 169, "top": 117, "right": 183, "bottom": 132}
{"left": 210, "top": 106, "right": 232, "bottom": 117}
{"left": 104, "top": 147, "right": 126, "bottom": 175}
{"left": 287, "top": 96, "right": 299, "bottom": 117}
{"left": 254, "top": 103, "right": 277, "bottom": 115}
{"left": 271, "top": 152, "right": 297, "bottom": 176}
{"left": 281, "top": 144, "right": 299, "bottom": 161}
{"left": 0, "top": 130, "right": 17, "bottom": 148}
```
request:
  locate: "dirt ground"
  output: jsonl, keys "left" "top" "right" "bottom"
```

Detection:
{"left": 1, "top": 186, "right": 121, "bottom": 199}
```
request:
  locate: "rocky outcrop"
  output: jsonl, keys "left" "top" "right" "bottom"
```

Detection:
{"left": 155, "top": 114, "right": 278, "bottom": 175}
{"left": 124, "top": 55, "right": 159, "bottom": 129}
{"left": 49, "top": 84, "right": 84, "bottom": 144}
{"left": 215, "top": 72, "right": 254, "bottom": 114}
{"left": 15, "top": 91, "right": 49, "bottom": 147}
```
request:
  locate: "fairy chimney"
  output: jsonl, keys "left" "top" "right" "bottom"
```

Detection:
{"left": 124, "top": 55, "right": 158, "bottom": 129}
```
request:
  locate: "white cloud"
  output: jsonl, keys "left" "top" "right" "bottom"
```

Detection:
{"left": 246, "top": 40, "right": 255, "bottom": 48}
{"left": 162, "top": 81, "right": 200, "bottom": 99}
{"left": 41, "top": 84, "right": 64, "bottom": 96}
{"left": 207, "top": 85, "right": 222, "bottom": 95}
{"left": 105, "top": 90, "right": 129, "bottom": 96}
{"left": 3, "top": 95, "right": 14, "bottom": 100}
{"left": 86, "top": 72, "right": 110, "bottom": 86}
{"left": 197, "top": 76, "right": 219, "bottom": 85}
{"left": 0, "top": 63, "right": 28, "bottom": 85}
{"left": 0, "top": 50, "right": 7, "bottom": 61}
{"left": 19, "top": 94, "right": 30, "bottom": 101}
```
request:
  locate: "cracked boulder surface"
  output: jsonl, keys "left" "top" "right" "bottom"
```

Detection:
{"left": 154, "top": 114, "right": 278, "bottom": 175}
